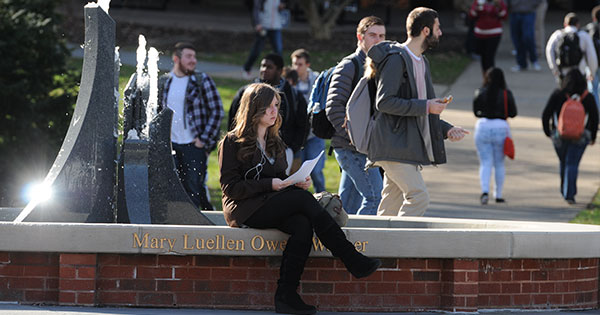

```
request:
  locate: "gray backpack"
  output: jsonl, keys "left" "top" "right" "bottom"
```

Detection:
{"left": 345, "top": 49, "right": 408, "bottom": 155}
{"left": 344, "top": 76, "right": 377, "bottom": 154}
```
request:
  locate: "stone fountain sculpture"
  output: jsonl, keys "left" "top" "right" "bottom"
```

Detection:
{"left": 15, "top": 3, "right": 213, "bottom": 225}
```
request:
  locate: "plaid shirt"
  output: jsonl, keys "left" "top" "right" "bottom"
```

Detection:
{"left": 160, "top": 72, "right": 224, "bottom": 152}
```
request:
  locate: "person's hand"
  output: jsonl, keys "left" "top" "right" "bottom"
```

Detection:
{"left": 447, "top": 127, "right": 470, "bottom": 141}
{"left": 255, "top": 24, "right": 263, "bottom": 33}
{"left": 427, "top": 99, "right": 448, "bottom": 114}
{"left": 295, "top": 177, "right": 311, "bottom": 190}
{"left": 272, "top": 178, "right": 291, "bottom": 191}
{"left": 193, "top": 138, "right": 205, "bottom": 149}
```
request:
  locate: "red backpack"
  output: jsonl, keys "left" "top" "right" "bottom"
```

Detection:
{"left": 557, "top": 90, "right": 588, "bottom": 140}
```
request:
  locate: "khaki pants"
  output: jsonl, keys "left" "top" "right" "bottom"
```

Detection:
{"left": 376, "top": 161, "right": 429, "bottom": 217}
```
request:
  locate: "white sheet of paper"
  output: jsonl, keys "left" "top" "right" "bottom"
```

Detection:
{"left": 283, "top": 151, "right": 324, "bottom": 185}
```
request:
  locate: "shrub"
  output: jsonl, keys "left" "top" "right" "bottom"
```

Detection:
{"left": 0, "top": 0, "right": 80, "bottom": 205}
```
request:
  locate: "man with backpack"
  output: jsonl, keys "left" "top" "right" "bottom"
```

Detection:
{"left": 366, "top": 7, "right": 468, "bottom": 217}
{"left": 325, "top": 16, "right": 386, "bottom": 215}
{"left": 541, "top": 69, "right": 598, "bottom": 205}
{"left": 545, "top": 12, "right": 597, "bottom": 85}
{"left": 586, "top": 5, "right": 600, "bottom": 110}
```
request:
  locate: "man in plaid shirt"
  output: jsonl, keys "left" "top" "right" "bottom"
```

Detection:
{"left": 158, "top": 42, "right": 224, "bottom": 210}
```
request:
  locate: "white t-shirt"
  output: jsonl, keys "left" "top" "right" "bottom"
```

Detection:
{"left": 167, "top": 74, "right": 195, "bottom": 144}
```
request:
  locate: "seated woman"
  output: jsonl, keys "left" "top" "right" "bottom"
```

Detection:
{"left": 219, "top": 83, "right": 381, "bottom": 315}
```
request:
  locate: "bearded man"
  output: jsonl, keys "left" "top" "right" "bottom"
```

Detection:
{"left": 157, "top": 42, "right": 224, "bottom": 210}
{"left": 366, "top": 7, "right": 469, "bottom": 217}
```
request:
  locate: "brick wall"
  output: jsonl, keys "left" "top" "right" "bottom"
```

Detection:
{"left": 0, "top": 252, "right": 598, "bottom": 312}
{"left": 0, "top": 252, "right": 59, "bottom": 304}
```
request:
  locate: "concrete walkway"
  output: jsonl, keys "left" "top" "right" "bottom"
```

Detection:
{"left": 422, "top": 17, "right": 600, "bottom": 223}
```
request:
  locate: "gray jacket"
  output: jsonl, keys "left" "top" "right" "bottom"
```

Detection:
{"left": 367, "top": 41, "right": 453, "bottom": 165}
{"left": 325, "top": 48, "right": 365, "bottom": 151}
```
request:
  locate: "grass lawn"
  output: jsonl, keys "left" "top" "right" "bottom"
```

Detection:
{"left": 71, "top": 49, "right": 470, "bottom": 211}
{"left": 569, "top": 189, "right": 600, "bottom": 225}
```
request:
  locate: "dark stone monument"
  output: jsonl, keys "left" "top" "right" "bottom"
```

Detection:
{"left": 147, "top": 108, "right": 213, "bottom": 225}
{"left": 15, "top": 5, "right": 117, "bottom": 223}
{"left": 15, "top": 3, "right": 214, "bottom": 225}
{"left": 117, "top": 72, "right": 213, "bottom": 225}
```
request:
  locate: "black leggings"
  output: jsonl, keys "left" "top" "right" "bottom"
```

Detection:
{"left": 244, "top": 189, "right": 324, "bottom": 244}
{"left": 476, "top": 35, "right": 501, "bottom": 73}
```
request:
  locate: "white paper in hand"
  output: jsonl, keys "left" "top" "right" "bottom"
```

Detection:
{"left": 283, "top": 151, "right": 324, "bottom": 185}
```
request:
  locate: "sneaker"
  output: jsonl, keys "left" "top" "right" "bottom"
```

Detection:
{"left": 480, "top": 193, "right": 489, "bottom": 205}
{"left": 495, "top": 198, "right": 505, "bottom": 203}
{"left": 532, "top": 62, "right": 542, "bottom": 71}
{"left": 241, "top": 69, "right": 252, "bottom": 80}
{"left": 510, "top": 65, "right": 524, "bottom": 72}
{"left": 566, "top": 198, "right": 576, "bottom": 205}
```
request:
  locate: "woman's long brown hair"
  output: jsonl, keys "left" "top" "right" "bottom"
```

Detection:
{"left": 226, "top": 83, "right": 285, "bottom": 161}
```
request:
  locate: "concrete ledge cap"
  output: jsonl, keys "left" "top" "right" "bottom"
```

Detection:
{"left": 1, "top": 215, "right": 599, "bottom": 259}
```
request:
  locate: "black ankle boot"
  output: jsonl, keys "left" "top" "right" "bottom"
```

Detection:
{"left": 340, "top": 251, "right": 382, "bottom": 279}
{"left": 312, "top": 212, "right": 381, "bottom": 279}
{"left": 275, "top": 284, "right": 316, "bottom": 315}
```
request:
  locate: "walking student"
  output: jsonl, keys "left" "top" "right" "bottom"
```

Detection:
{"left": 545, "top": 12, "right": 598, "bottom": 85}
{"left": 473, "top": 67, "right": 517, "bottom": 204}
{"left": 365, "top": 7, "right": 469, "bottom": 217}
{"left": 325, "top": 16, "right": 386, "bottom": 215}
{"left": 219, "top": 83, "right": 381, "bottom": 315}
{"left": 242, "top": 0, "right": 285, "bottom": 80}
{"left": 468, "top": 0, "right": 508, "bottom": 74}
{"left": 541, "top": 69, "right": 598, "bottom": 205}
{"left": 158, "top": 42, "right": 224, "bottom": 210}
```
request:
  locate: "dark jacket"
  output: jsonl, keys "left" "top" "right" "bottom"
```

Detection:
{"left": 473, "top": 87, "right": 517, "bottom": 119}
{"left": 219, "top": 134, "right": 290, "bottom": 227}
{"left": 367, "top": 41, "right": 453, "bottom": 165}
{"left": 325, "top": 48, "right": 365, "bottom": 151}
{"left": 541, "top": 89, "right": 598, "bottom": 143}
{"left": 229, "top": 78, "right": 308, "bottom": 153}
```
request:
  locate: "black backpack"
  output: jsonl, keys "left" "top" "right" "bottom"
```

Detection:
{"left": 587, "top": 22, "right": 600, "bottom": 64}
{"left": 307, "top": 56, "right": 360, "bottom": 139}
{"left": 556, "top": 30, "right": 583, "bottom": 68}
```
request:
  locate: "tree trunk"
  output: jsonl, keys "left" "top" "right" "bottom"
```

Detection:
{"left": 298, "top": 0, "right": 353, "bottom": 40}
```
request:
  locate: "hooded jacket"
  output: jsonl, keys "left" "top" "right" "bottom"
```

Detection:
{"left": 366, "top": 41, "right": 453, "bottom": 165}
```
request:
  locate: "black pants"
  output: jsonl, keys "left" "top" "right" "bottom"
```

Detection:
{"left": 245, "top": 188, "right": 323, "bottom": 244}
{"left": 476, "top": 35, "right": 501, "bottom": 73}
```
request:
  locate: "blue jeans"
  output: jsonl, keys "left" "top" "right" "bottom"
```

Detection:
{"left": 475, "top": 121, "right": 508, "bottom": 198}
{"left": 510, "top": 12, "right": 537, "bottom": 69}
{"left": 172, "top": 143, "right": 213, "bottom": 210}
{"left": 552, "top": 136, "right": 588, "bottom": 201}
{"left": 243, "top": 29, "right": 283, "bottom": 72}
{"left": 296, "top": 136, "right": 326, "bottom": 193}
{"left": 333, "top": 148, "right": 382, "bottom": 215}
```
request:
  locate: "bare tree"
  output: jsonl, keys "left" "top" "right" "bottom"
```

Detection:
{"left": 297, "top": 0, "right": 354, "bottom": 40}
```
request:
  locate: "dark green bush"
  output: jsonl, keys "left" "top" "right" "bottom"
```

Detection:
{"left": 0, "top": 0, "right": 80, "bottom": 205}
